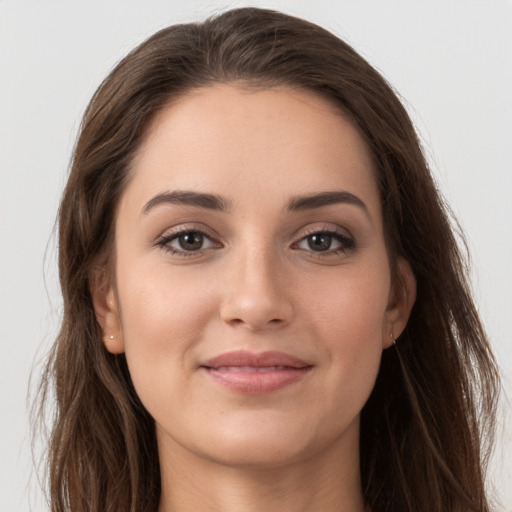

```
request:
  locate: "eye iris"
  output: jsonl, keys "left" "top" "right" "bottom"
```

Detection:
{"left": 178, "top": 232, "right": 203, "bottom": 251}
{"left": 307, "top": 233, "right": 332, "bottom": 251}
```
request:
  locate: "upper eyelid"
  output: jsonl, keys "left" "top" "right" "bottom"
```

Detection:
{"left": 292, "top": 224, "right": 353, "bottom": 242}
{"left": 156, "top": 223, "right": 220, "bottom": 241}
{"left": 154, "top": 224, "right": 354, "bottom": 247}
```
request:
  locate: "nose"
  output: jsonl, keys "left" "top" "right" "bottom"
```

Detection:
{"left": 219, "top": 246, "right": 294, "bottom": 331}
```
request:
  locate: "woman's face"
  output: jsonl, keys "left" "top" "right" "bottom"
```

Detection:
{"left": 96, "top": 84, "right": 414, "bottom": 468}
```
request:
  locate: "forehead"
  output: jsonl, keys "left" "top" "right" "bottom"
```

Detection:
{"left": 124, "top": 83, "right": 380, "bottom": 218}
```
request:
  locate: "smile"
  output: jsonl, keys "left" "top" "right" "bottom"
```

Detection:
{"left": 200, "top": 350, "right": 313, "bottom": 394}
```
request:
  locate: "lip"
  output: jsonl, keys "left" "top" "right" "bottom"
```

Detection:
{"left": 200, "top": 350, "right": 313, "bottom": 395}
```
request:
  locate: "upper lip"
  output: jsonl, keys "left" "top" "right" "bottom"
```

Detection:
{"left": 201, "top": 350, "right": 311, "bottom": 369}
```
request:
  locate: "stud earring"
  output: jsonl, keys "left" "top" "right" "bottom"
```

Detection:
{"left": 103, "top": 334, "right": 115, "bottom": 344}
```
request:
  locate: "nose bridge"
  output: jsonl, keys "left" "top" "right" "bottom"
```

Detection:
{"left": 220, "top": 234, "right": 292, "bottom": 330}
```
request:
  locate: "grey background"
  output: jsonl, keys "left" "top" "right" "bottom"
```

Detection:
{"left": 1, "top": 1, "right": 511, "bottom": 510}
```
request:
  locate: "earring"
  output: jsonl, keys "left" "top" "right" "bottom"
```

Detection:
{"left": 390, "top": 333, "right": 396, "bottom": 345}
{"left": 103, "top": 334, "right": 115, "bottom": 344}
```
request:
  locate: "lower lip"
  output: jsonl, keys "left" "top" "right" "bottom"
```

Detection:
{"left": 202, "top": 367, "right": 312, "bottom": 394}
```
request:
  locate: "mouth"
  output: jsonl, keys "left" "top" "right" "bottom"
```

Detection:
{"left": 200, "top": 350, "right": 313, "bottom": 395}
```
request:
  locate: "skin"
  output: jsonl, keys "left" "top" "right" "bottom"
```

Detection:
{"left": 93, "top": 84, "right": 416, "bottom": 512}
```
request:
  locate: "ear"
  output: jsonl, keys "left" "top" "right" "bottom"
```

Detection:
{"left": 383, "top": 258, "right": 416, "bottom": 349}
{"left": 89, "top": 267, "right": 125, "bottom": 354}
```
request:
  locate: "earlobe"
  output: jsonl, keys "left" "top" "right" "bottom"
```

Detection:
{"left": 383, "top": 259, "right": 416, "bottom": 348}
{"left": 90, "top": 267, "right": 125, "bottom": 354}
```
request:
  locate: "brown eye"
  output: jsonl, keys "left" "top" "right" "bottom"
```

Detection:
{"left": 295, "top": 230, "right": 355, "bottom": 255}
{"left": 307, "top": 233, "right": 333, "bottom": 252}
{"left": 178, "top": 232, "right": 204, "bottom": 251}
{"left": 157, "top": 229, "right": 218, "bottom": 255}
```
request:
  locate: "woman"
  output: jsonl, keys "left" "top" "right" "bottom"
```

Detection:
{"left": 38, "top": 7, "right": 500, "bottom": 512}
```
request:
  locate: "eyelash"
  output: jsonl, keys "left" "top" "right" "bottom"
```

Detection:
{"left": 292, "top": 227, "right": 356, "bottom": 257}
{"left": 155, "top": 227, "right": 356, "bottom": 257}
{"left": 156, "top": 228, "right": 220, "bottom": 256}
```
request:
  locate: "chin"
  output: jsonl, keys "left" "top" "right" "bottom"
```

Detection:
{"left": 203, "top": 437, "right": 313, "bottom": 469}
{"left": 186, "top": 412, "right": 359, "bottom": 470}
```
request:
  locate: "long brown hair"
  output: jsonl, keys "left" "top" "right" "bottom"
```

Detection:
{"left": 36, "top": 7, "right": 500, "bottom": 511}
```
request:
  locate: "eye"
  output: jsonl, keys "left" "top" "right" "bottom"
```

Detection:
{"left": 294, "top": 230, "right": 355, "bottom": 254}
{"left": 156, "top": 229, "right": 219, "bottom": 255}
{"left": 176, "top": 231, "right": 206, "bottom": 251}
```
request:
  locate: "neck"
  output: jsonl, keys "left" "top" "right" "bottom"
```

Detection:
{"left": 157, "top": 425, "right": 366, "bottom": 512}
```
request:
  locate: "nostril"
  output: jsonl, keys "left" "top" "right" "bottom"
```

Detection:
{"left": 225, "top": 316, "right": 287, "bottom": 331}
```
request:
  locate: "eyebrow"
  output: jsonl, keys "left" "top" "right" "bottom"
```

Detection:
{"left": 286, "top": 190, "right": 370, "bottom": 217}
{"left": 142, "top": 191, "right": 232, "bottom": 215}
{"left": 142, "top": 189, "right": 370, "bottom": 219}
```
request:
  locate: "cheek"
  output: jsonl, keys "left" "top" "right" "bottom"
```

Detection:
{"left": 118, "top": 258, "right": 216, "bottom": 340}
{"left": 299, "top": 267, "right": 390, "bottom": 389}
{"left": 115, "top": 260, "right": 217, "bottom": 398}
{"left": 301, "top": 263, "right": 390, "bottom": 341}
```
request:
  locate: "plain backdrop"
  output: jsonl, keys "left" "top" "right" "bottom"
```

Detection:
{"left": 1, "top": 1, "right": 511, "bottom": 510}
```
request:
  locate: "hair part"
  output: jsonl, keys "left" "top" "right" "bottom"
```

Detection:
{"left": 36, "top": 7, "right": 499, "bottom": 512}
